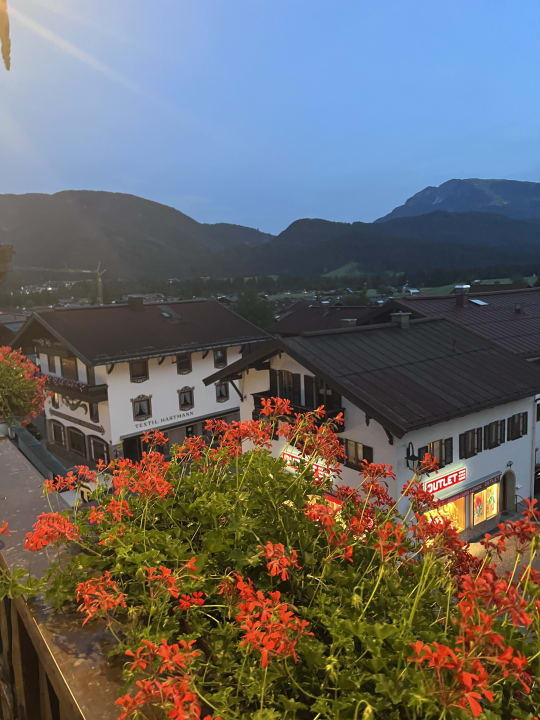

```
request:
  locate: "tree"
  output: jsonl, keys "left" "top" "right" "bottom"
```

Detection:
{"left": 233, "top": 290, "right": 274, "bottom": 330}
{"left": 0, "top": 347, "right": 48, "bottom": 428}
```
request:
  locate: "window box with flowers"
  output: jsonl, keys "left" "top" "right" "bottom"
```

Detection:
{"left": 0, "top": 400, "right": 537, "bottom": 719}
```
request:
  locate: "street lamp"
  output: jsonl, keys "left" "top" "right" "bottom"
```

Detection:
{"left": 405, "top": 442, "right": 420, "bottom": 472}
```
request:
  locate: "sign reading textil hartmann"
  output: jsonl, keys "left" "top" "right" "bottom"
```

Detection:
{"left": 425, "top": 468, "right": 467, "bottom": 495}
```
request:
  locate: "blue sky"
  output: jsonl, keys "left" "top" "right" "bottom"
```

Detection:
{"left": 1, "top": 0, "right": 540, "bottom": 233}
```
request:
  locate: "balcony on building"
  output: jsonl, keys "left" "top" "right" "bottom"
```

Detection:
{"left": 252, "top": 389, "right": 345, "bottom": 430}
{"left": 43, "top": 373, "right": 108, "bottom": 403}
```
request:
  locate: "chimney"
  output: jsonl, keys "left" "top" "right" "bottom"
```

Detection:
{"left": 454, "top": 284, "right": 470, "bottom": 308}
{"left": 390, "top": 311, "right": 411, "bottom": 329}
{"left": 127, "top": 295, "right": 144, "bottom": 311}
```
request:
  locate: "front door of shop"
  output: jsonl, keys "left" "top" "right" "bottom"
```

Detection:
{"left": 123, "top": 436, "right": 142, "bottom": 462}
{"left": 501, "top": 470, "right": 516, "bottom": 513}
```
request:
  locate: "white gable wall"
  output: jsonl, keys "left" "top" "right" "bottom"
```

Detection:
{"left": 238, "top": 353, "right": 537, "bottom": 520}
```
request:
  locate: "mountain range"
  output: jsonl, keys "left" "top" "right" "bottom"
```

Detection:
{"left": 2, "top": 179, "right": 540, "bottom": 280}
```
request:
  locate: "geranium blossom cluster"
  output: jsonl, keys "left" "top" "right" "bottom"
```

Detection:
{"left": 408, "top": 561, "right": 535, "bottom": 717}
{"left": 0, "top": 345, "right": 49, "bottom": 426}
{"left": 260, "top": 540, "right": 301, "bottom": 580}
{"left": 24, "top": 511, "right": 80, "bottom": 551}
{"left": 145, "top": 558, "right": 204, "bottom": 611}
{"left": 76, "top": 570, "right": 127, "bottom": 626}
{"left": 117, "top": 639, "right": 220, "bottom": 720}
{"left": 221, "top": 574, "right": 313, "bottom": 668}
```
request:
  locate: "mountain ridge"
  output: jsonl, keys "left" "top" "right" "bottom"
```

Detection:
{"left": 2, "top": 182, "right": 540, "bottom": 280}
{"left": 376, "top": 178, "right": 540, "bottom": 222}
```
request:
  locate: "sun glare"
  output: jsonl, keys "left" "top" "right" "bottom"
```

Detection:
{"left": 1, "top": 0, "right": 10, "bottom": 70}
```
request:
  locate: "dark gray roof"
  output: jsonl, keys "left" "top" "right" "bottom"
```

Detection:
{"left": 393, "top": 287, "right": 540, "bottom": 359}
{"left": 205, "top": 318, "right": 540, "bottom": 437}
{"left": 272, "top": 302, "right": 377, "bottom": 335}
{"left": 12, "top": 301, "right": 269, "bottom": 365}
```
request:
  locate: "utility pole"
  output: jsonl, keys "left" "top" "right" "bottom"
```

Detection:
{"left": 13, "top": 263, "right": 107, "bottom": 305}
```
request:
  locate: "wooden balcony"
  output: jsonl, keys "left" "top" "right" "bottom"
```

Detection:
{"left": 252, "top": 390, "right": 345, "bottom": 430}
{"left": 42, "top": 373, "right": 108, "bottom": 403}
{"left": 0, "top": 438, "right": 120, "bottom": 720}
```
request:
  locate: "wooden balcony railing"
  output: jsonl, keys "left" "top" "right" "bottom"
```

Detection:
{"left": 0, "top": 438, "right": 120, "bottom": 720}
{"left": 40, "top": 373, "right": 108, "bottom": 403}
{"left": 251, "top": 390, "right": 345, "bottom": 430}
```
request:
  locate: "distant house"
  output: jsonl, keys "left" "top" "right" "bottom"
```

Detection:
{"left": 272, "top": 301, "right": 377, "bottom": 336}
{"left": 386, "top": 286, "right": 540, "bottom": 361}
{"left": 205, "top": 314, "right": 540, "bottom": 539}
{"left": 0, "top": 310, "right": 28, "bottom": 345}
{"left": 12, "top": 298, "right": 268, "bottom": 465}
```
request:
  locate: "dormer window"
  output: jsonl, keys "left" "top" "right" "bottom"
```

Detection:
{"left": 176, "top": 353, "right": 192, "bottom": 374}
{"left": 178, "top": 386, "right": 194, "bottom": 411}
{"left": 214, "top": 348, "right": 227, "bottom": 368}
{"left": 130, "top": 359, "right": 148, "bottom": 383}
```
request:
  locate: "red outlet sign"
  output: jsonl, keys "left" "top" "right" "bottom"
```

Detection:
{"left": 425, "top": 468, "right": 466, "bottom": 495}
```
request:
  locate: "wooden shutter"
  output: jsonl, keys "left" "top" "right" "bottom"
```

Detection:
{"left": 521, "top": 412, "right": 528, "bottom": 436}
{"left": 484, "top": 425, "right": 489, "bottom": 449}
{"left": 269, "top": 368, "right": 278, "bottom": 396}
{"left": 499, "top": 419, "right": 505, "bottom": 444}
{"left": 363, "top": 445, "right": 374, "bottom": 464}
{"left": 459, "top": 433, "right": 465, "bottom": 459}
{"left": 418, "top": 445, "right": 428, "bottom": 461}
{"left": 304, "top": 375, "right": 315, "bottom": 409}
{"left": 507, "top": 417, "right": 512, "bottom": 441}
{"left": 291, "top": 373, "right": 301, "bottom": 406}
{"left": 476, "top": 427, "right": 483, "bottom": 453}
{"left": 444, "top": 437, "right": 453, "bottom": 465}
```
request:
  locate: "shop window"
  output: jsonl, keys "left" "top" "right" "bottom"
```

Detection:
{"left": 216, "top": 381, "right": 229, "bottom": 403}
{"left": 472, "top": 484, "right": 499, "bottom": 526}
{"left": 483, "top": 420, "right": 505, "bottom": 449}
{"left": 51, "top": 392, "right": 60, "bottom": 409}
{"left": 130, "top": 359, "right": 148, "bottom": 383}
{"left": 61, "top": 356, "right": 78, "bottom": 381}
{"left": 179, "top": 386, "right": 194, "bottom": 411}
{"left": 176, "top": 353, "right": 192, "bottom": 374}
{"left": 459, "top": 427, "right": 483, "bottom": 459}
{"left": 424, "top": 496, "right": 466, "bottom": 533}
{"left": 51, "top": 421, "right": 65, "bottom": 446}
{"left": 418, "top": 438, "right": 453, "bottom": 468}
{"left": 132, "top": 395, "right": 152, "bottom": 421}
{"left": 341, "top": 438, "right": 373, "bottom": 469}
{"left": 89, "top": 436, "right": 109, "bottom": 464}
{"left": 507, "top": 412, "right": 528, "bottom": 441}
{"left": 47, "top": 354, "right": 56, "bottom": 373}
{"left": 89, "top": 403, "right": 99, "bottom": 423}
{"left": 67, "top": 427, "right": 86, "bottom": 457}
{"left": 214, "top": 348, "right": 227, "bottom": 368}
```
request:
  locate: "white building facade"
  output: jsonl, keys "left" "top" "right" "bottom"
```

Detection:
{"left": 205, "top": 318, "right": 540, "bottom": 540}
{"left": 14, "top": 300, "right": 268, "bottom": 465}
